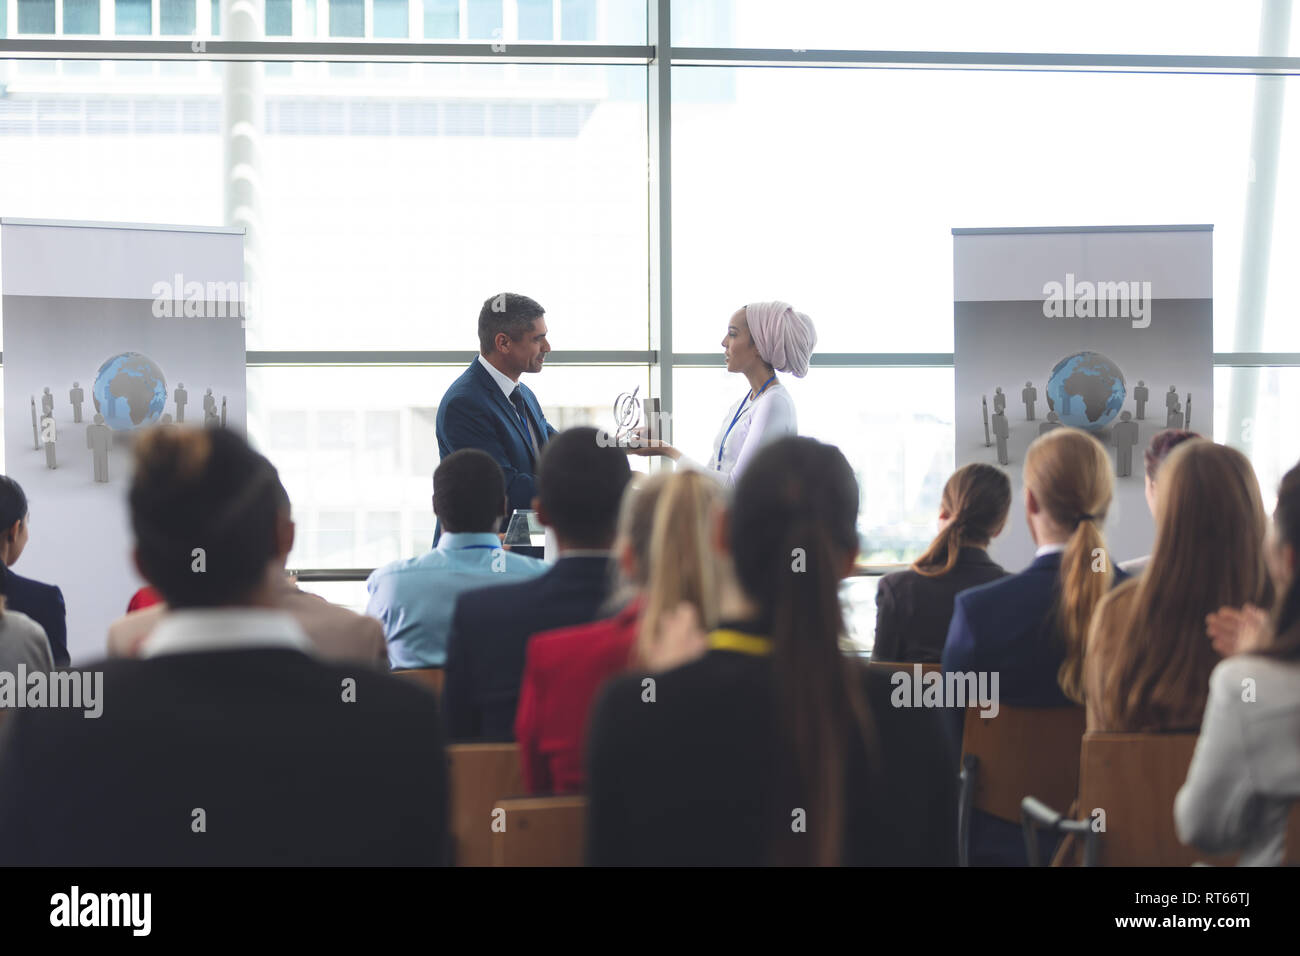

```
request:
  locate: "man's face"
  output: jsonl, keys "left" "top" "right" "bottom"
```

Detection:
{"left": 500, "top": 316, "right": 550, "bottom": 376}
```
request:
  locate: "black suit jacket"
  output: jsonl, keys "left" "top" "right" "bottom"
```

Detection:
{"left": 0, "top": 648, "right": 448, "bottom": 865}
{"left": 586, "top": 649, "right": 958, "bottom": 866}
{"left": 443, "top": 556, "right": 613, "bottom": 741}
{"left": 4, "top": 566, "right": 68, "bottom": 667}
{"left": 872, "top": 547, "right": 1007, "bottom": 663}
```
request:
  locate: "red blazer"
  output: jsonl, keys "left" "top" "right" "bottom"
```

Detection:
{"left": 514, "top": 596, "right": 642, "bottom": 795}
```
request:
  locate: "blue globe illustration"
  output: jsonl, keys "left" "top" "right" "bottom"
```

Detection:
{"left": 1045, "top": 350, "right": 1126, "bottom": 431}
{"left": 91, "top": 352, "right": 167, "bottom": 430}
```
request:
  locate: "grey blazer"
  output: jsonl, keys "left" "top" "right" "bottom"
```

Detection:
{"left": 1175, "top": 654, "right": 1300, "bottom": 865}
{"left": 0, "top": 609, "right": 54, "bottom": 673}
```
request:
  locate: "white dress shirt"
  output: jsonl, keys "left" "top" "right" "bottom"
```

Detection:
{"left": 680, "top": 381, "right": 796, "bottom": 487}
{"left": 140, "top": 607, "right": 315, "bottom": 659}
{"left": 1034, "top": 542, "right": 1068, "bottom": 559}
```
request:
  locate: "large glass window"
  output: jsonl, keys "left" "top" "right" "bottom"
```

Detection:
{"left": 517, "top": 0, "right": 552, "bottom": 41}
{"left": 114, "top": 0, "right": 151, "bottom": 34}
{"left": 669, "top": 0, "right": 1295, "bottom": 56}
{"left": 63, "top": 0, "right": 100, "bottom": 32}
{"left": 329, "top": 0, "right": 362, "bottom": 37}
{"left": 373, "top": 0, "right": 406, "bottom": 38}
{"left": 265, "top": 0, "right": 291, "bottom": 35}
{"left": 160, "top": 0, "right": 195, "bottom": 34}
{"left": 17, "top": 0, "right": 56, "bottom": 33}
{"left": 423, "top": 0, "right": 457, "bottom": 39}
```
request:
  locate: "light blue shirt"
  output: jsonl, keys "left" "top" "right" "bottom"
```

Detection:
{"left": 365, "top": 531, "right": 548, "bottom": 669}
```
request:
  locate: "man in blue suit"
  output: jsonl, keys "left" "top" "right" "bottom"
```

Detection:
{"left": 442, "top": 427, "right": 632, "bottom": 741}
{"left": 435, "top": 293, "right": 557, "bottom": 542}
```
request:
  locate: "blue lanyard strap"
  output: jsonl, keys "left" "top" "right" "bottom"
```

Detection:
{"left": 717, "top": 375, "right": 776, "bottom": 468}
{"left": 457, "top": 544, "right": 499, "bottom": 550}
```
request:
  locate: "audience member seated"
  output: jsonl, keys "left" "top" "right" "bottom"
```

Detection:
{"left": 0, "top": 476, "right": 68, "bottom": 667}
{"left": 105, "top": 481, "right": 387, "bottom": 666}
{"left": 516, "top": 470, "right": 724, "bottom": 794}
{"left": 0, "top": 562, "right": 54, "bottom": 672}
{"left": 0, "top": 427, "right": 448, "bottom": 866}
{"left": 873, "top": 463, "right": 1010, "bottom": 663}
{"left": 1177, "top": 461, "right": 1300, "bottom": 865}
{"left": 442, "top": 427, "right": 632, "bottom": 741}
{"left": 1119, "top": 428, "right": 1200, "bottom": 574}
{"left": 127, "top": 586, "right": 164, "bottom": 612}
{"left": 1087, "top": 440, "right": 1270, "bottom": 733}
{"left": 367, "top": 449, "right": 547, "bottom": 670}
{"left": 942, "top": 428, "right": 1123, "bottom": 865}
{"left": 587, "top": 437, "right": 957, "bottom": 866}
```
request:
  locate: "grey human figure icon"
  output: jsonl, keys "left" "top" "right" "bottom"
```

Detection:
{"left": 203, "top": 388, "right": 215, "bottom": 417}
{"left": 30, "top": 396, "right": 40, "bottom": 451}
{"left": 1112, "top": 411, "right": 1140, "bottom": 477}
{"left": 1165, "top": 385, "right": 1178, "bottom": 416}
{"left": 159, "top": 413, "right": 174, "bottom": 425}
{"left": 69, "top": 382, "right": 85, "bottom": 423}
{"left": 1038, "top": 411, "right": 1062, "bottom": 435}
{"left": 41, "top": 387, "right": 54, "bottom": 418}
{"left": 221, "top": 396, "right": 227, "bottom": 428}
{"left": 982, "top": 395, "right": 991, "bottom": 446}
{"left": 1021, "top": 381, "right": 1037, "bottom": 420}
{"left": 993, "top": 387, "right": 1006, "bottom": 415}
{"left": 204, "top": 405, "right": 220, "bottom": 427}
{"left": 40, "top": 415, "right": 57, "bottom": 469}
{"left": 1185, "top": 393, "right": 1192, "bottom": 430}
{"left": 1133, "top": 380, "right": 1149, "bottom": 420}
{"left": 86, "top": 413, "right": 112, "bottom": 482}
{"left": 1168, "top": 400, "right": 1185, "bottom": 430}
{"left": 174, "top": 382, "right": 188, "bottom": 423}
{"left": 991, "top": 410, "right": 1010, "bottom": 465}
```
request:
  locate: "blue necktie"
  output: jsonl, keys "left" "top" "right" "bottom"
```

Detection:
{"left": 510, "top": 386, "right": 540, "bottom": 458}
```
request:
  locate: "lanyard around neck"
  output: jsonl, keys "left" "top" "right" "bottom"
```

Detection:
{"left": 716, "top": 375, "right": 776, "bottom": 468}
{"left": 708, "top": 629, "right": 773, "bottom": 656}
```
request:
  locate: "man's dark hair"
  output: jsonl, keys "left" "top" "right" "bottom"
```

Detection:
{"left": 537, "top": 427, "right": 632, "bottom": 548}
{"left": 434, "top": 449, "right": 507, "bottom": 534}
{"left": 478, "top": 292, "right": 545, "bottom": 355}
{"left": 130, "top": 427, "right": 284, "bottom": 608}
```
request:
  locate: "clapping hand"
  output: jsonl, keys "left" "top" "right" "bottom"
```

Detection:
{"left": 1206, "top": 603, "right": 1272, "bottom": 657}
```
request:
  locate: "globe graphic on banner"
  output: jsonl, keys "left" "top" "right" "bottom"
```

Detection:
{"left": 1044, "top": 351, "right": 1126, "bottom": 431}
{"left": 91, "top": 352, "right": 168, "bottom": 430}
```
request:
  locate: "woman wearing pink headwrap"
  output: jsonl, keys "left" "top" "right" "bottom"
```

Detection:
{"left": 631, "top": 302, "right": 816, "bottom": 486}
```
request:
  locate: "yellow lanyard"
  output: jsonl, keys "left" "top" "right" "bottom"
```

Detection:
{"left": 708, "top": 629, "right": 773, "bottom": 656}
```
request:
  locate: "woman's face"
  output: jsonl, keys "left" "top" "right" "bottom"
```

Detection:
{"left": 721, "top": 308, "right": 762, "bottom": 374}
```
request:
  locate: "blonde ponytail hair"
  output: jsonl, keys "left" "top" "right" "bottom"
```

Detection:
{"left": 635, "top": 471, "right": 724, "bottom": 666}
{"left": 1022, "top": 429, "right": 1114, "bottom": 703}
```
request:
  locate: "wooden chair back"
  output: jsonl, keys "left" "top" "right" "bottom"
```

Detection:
{"left": 393, "top": 667, "right": 445, "bottom": 697}
{"left": 962, "top": 705, "right": 1085, "bottom": 823}
{"left": 447, "top": 743, "right": 524, "bottom": 866}
{"left": 1075, "top": 732, "right": 1237, "bottom": 866}
{"left": 492, "top": 796, "right": 587, "bottom": 867}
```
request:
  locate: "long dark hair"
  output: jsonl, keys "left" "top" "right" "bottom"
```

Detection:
{"left": 912, "top": 463, "right": 1010, "bottom": 577}
{"left": 1262, "top": 462, "right": 1300, "bottom": 660}
{"left": 730, "top": 436, "right": 873, "bottom": 866}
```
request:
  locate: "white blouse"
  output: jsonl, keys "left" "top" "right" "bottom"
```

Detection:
{"left": 680, "top": 381, "right": 797, "bottom": 487}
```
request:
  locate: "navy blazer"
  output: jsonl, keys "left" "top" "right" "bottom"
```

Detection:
{"left": 5, "top": 567, "right": 68, "bottom": 667}
{"left": 442, "top": 556, "right": 613, "bottom": 742}
{"left": 941, "top": 549, "right": 1127, "bottom": 865}
{"left": 435, "top": 359, "right": 558, "bottom": 518}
